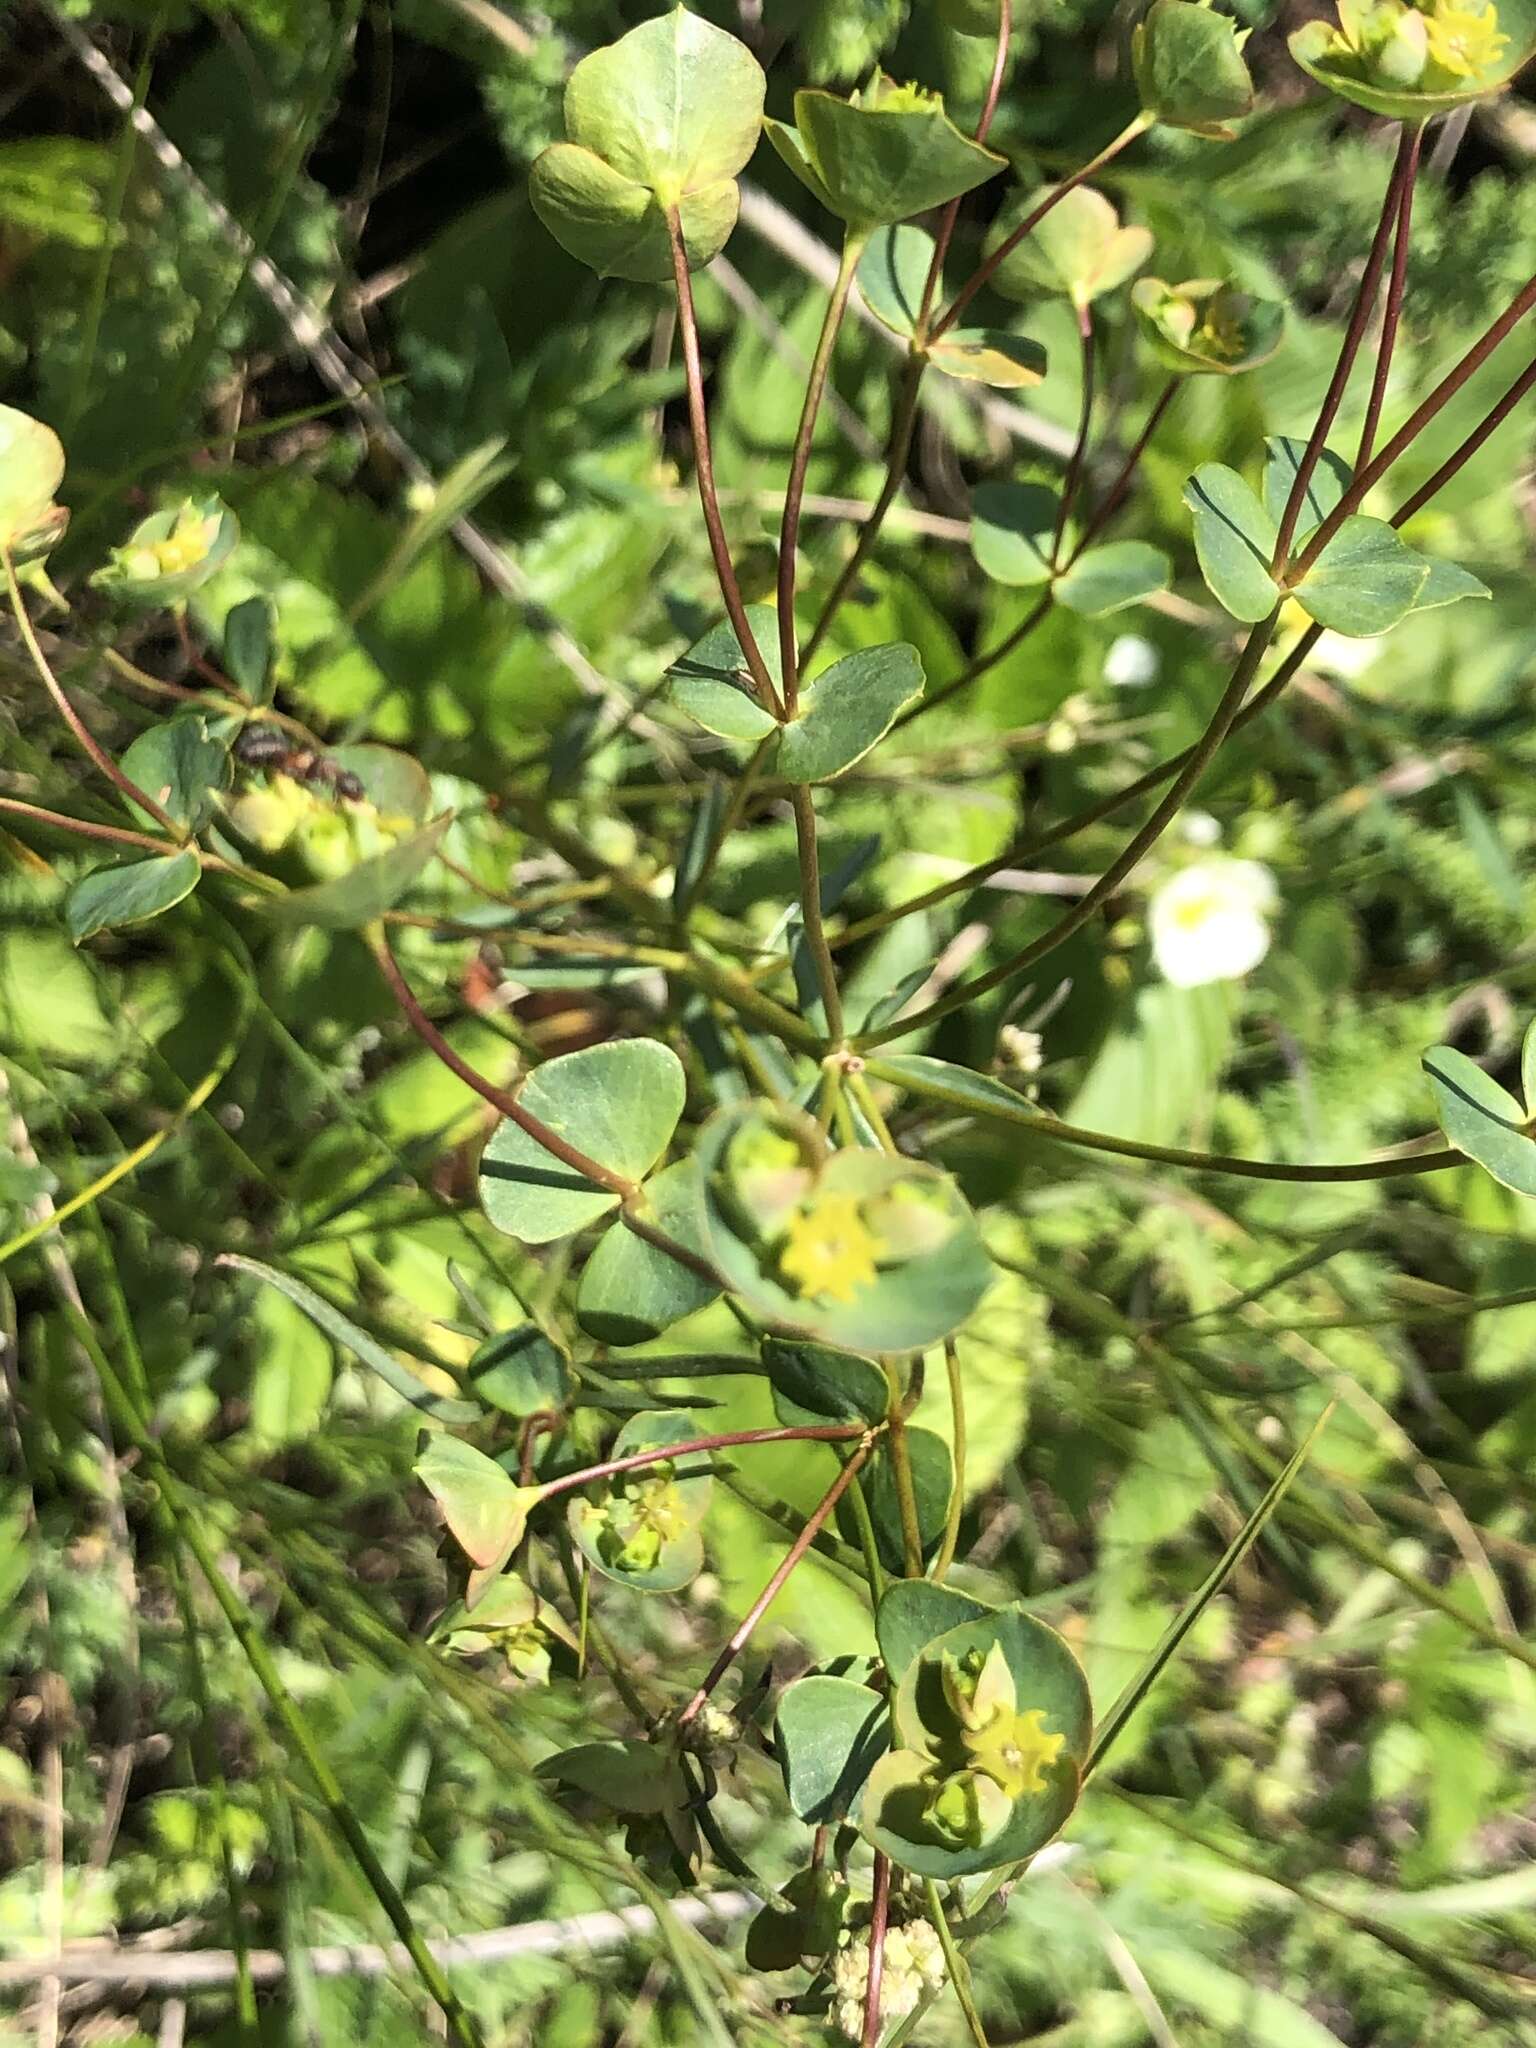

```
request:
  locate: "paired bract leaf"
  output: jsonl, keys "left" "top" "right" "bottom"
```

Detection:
{"left": 767, "top": 78, "right": 1004, "bottom": 228}
{"left": 860, "top": 1603, "right": 1092, "bottom": 1877}
{"left": 856, "top": 228, "right": 1050, "bottom": 387}
{"left": 576, "top": 1159, "right": 721, "bottom": 1346}
{"left": 1131, "top": 276, "right": 1284, "bottom": 376}
{"left": 1262, "top": 436, "right": 1353, "bottom": 532}
{"left": 984, "top": 184, "right": 1152, "bottom": 307}
{"left": 1183, "top": 463, "right": 1280, "bottom": 621}
{"left": 1134, "top": 0, "right": 1255, "bottom": 136}
{"left": 65, "top": 850, "right": 201, "bottom": 941}
{"left": 93, "top": 497, "right": 238, "bottom": 608}
{"left": 0, "top": 403, "right": 67, "bottom": 561}
{"left": 876, "top": 1578, "right": 998, "bottom": 1681}
{"left": 776, "top": 641, "right": 924, "bottom": 783}
{"left": 480, "top": 1038, "right": 687, "bottom": 1244}
{"left": 1289, "top": 0, "right": 1536, "bottom": 119}
{"left": 775, "top": 1675, "right": 889, "bottom": 1824}
{"left": 530, "top": 9, "right": 765, "bottom": 282}
{"left": 666, "top": 605, "right": 781, "bottom": 742}
{"left": 567, "top": 1409, "right": 713, "bottom": 1593}
{"left": 1423, "top": 1043, "right": 1536, "bottom": 1196}
{"left": 697, "top": 1102, "right": 993, "bottom": 1354}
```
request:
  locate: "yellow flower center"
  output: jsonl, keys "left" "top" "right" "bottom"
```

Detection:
{"left": 779, "top": 1190, "right": 880, "bottom": 1304}
{"left": 1423, "top": 0, "right": 1507, "bottom": 74}
{"left": 962, "top": 1705, "right": 1066, "bottom": 1799}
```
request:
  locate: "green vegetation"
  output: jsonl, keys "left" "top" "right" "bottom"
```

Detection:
{"left": 3, "top": 2, "right": 1536, "bottom": 2044}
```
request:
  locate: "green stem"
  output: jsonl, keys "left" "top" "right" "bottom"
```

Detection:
{"left": 922, "top": 1881, "right": 990, "bottom": 2048}
{"left": 932, "top": 1342, "right": 967, "bottom": 1582}
{"left": 779, "top": 234, "right": 864, "bottom": 709}
{"left": 845, "top": 1471, "right": 888, "bottom": 1604}
{"left": 666, "top": 208, "right": 782, "bottom": 716}
{"left": 856, "top": 611, "right": 1281, "bottom": 1049}
{"left": 791, "top": 784, "right": 846, "bottom": 1043}
{"left": 884, "top": 1362, "right": 926, "bottom": 1576}
{"left": 1052, "top": 299, "right": 1096, "bottom": 564}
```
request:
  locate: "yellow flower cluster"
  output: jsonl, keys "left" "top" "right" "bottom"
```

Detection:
{"left": 124, "top": 506, "right": 221, "bottom": 584}
{"left": 1327, "top": 0, "right": 1509, "bottom": 86}
{"left": 779, "top": 1190, "right": 880, "bottom": 1304}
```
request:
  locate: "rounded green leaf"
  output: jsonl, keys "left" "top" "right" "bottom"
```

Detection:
{"left": 1423, "top": 1044, "right": 1536, "bottom": 1196}
{"left": 775, "top": 1675, "right": 890, "bottom": 1824}
{"left": 415, "top": 1433, "right": 540, "bottom": 1602}
{"left": 929, "top": 329, "right": 1047, "bottom": 388}
{"left": 120, "top": 713, "right": 231, "bottom": 834}
{"left": 776, "top": 80, "right": 1005, "bottom": 227}
{"left": 65, "top": 849, "right": 200, "bottom": 942}
{"left": 1290, "top": 515, "right": 1431, "bottom": 636}
{"left": 328, "top": 743, "right": 433, "bottom": 822}
{"left": 223, "top": 595, "right": 274, "bottom": 703}
{"left": 984, "top": 184, "right": 1152, "bottom": 307}
{"left": 970, "top": 480, "right": 1059, "bottom": 587}
{"left": 1134, "top": 0, "right": 1255, "bottom": 136}
{"left": 876, "top": 1578, "right": 998, "bottom": 1681}
{"left": 1132, "top": 276, "right": 1285, "bottom": 377}
{"left": 479, "top": 1039, "right": 687, "bottom": 1245}
{"left": 1183, "top": 463, "right": 1280, "bottom": 622}
{"left": 666, "top": 604, "right": 781, "bottom": 741}
{"left": 576, "top": 1160, "right": 721, "bottom": 1346}
{"left": 466, "top": 1324, "right": 571, "bottom": 1417}
{"left": 857, "top": 224, "right": 936, "bottom": 338}
{"left": 1055, "top": 540, "right": 1171, "bottom": 617}
{"left": 261, "top": 812, "right": 452, "bottom": 929}
{"left": 775, "top": 641, "right": 924, "bottom": 783}
{"left": 1262, "top": 436, "right": 1353, "bottom": 533}
{"left": 563, "top": 8, "right": 765, "bottom": 199}
{"left": 0, "top": 403, "right": 66, "bottom": 560}
{"left": 538, "top": 1739, "right": 688, "bottom": 1816}
{"left": 764, "top": 1335, "right": 889, "bottom": 1429}
{"left": 697, "top": 1103, "right": 994, "bottom": 1354}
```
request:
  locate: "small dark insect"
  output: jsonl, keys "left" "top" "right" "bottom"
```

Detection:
{"left": 234, "top": 725, "right": 365, "bottom": 801}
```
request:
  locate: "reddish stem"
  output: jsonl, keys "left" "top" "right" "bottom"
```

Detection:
{"left": 674, "top": 1433, "right": 874, "bottom": 1727}
{"left": 1053, "top": 300, "right": 1096, "bottom": 564}
{"left": 1390, "top": 353, "right": 1536, "bottom": 529}
{"left": 1272, "top": 123, "right": 1422, "bottom": 572}
{"left": 915, "top": 0, "right": 1013, "bottom": 339}
{"left": 1074, "top": 378, "right": 1179, "bottom": 553}
{"left": 536, "top": 1424, "right": 869, "bottom": 1507}
{"left": 862, "top": 1854, "right": 893, "bottom": 2048}
{"left": 1356, "top": 123, "right": 1424, "bottom": 469}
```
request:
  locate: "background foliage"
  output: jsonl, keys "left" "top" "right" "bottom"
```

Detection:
{"left": 2, "top": 0, "right": 1536, "bottom": 2044}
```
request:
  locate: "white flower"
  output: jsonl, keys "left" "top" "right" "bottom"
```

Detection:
{"left": 1103, "top": 633, "right": 1160, "bottom": 688}
{"left": 1149, "top": 857, "right": 1277, "bottom": 989}
{"left": 830, "top": 1921, "right": 947, "bottom": 2040}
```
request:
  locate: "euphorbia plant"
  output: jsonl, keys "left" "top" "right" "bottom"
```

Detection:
{"left": 10, "top": 3, "right": 1536, "bottom": 2044}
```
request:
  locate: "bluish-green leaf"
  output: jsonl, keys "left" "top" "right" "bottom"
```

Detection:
{"left": 1262, "top": 437, "right": 1353, "bottom": 533}
{"left": 65, "top": 849, "right": 200, "bottom": 941}
{"left": 121, "top": 714, "right": 230, "bottom": 833}
{"left": 1423, "top": 1045, "right": 1536, "bottom": 1197}
{"left": 1055, "top": 540, "right": 1170, "bottom": 617}
{"left": 667, "top": 605, "right": 781, "bottom": 741}
{"left": 775, "top": 1675, "right": 889, "bottom": 1824}
{"left": 576, "top": 1159, "right": 721, "bottom": 1345}
{"left": 970, "top": 480, "right": 1058, "bottom": 588}
{"left": 261, "top": 813, "right": 452, "bottom": 928}
{"left": 1183, "top": 463, "right": 1279, "bottom": 622}
{"left": 775, "top": 641, "right": 923, "bottom": 783}
{"left": 1292, "top": 515, "right": 1431, "bottom": 637}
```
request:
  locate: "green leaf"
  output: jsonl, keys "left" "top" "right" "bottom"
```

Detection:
{"left": 1407, "top": 557, "right": 1492, "bottom": 614}
{"left": 1423, "top": 1045, "right": 1536, "bottom": 1197}
{"left": 538, "top": 1740, "right": 688, "bottom": 1816}
{"left": 1287, "top": 0, "right": 1536, "bottom": 122}
{"left": 775, "top": 1675, "right": 889, "bottom": 1824}
{"left": 223, "top": 595, "right": 275, "bottom": 703}
{"left": 764, "top": 1335, "right": 889, "bottom": 1429}
{"left": 576, "top": 1160, "right": 721, "bottom": 1346}
{"left": 563, "top": 8, "right": 765, "bottom": 198}
{"left": 984, "top": 183, "right": 1152, "bottom": 307}
{"left": 855, "top": 1424, "right": 954, "bottom": 1573}
{"left": 666, "top": 605, "right": 781, "bottom": 741}
{"left": 970, "top": 480, "right": 1058, "bottom": 588}
{"left": 1133, "top": 0, "right": 1255, "bottom": 137}
{"left": 775, "top": 641, "right": 923, "bottom": 783}
{"left": 1522, "top": 1017, "right": 1536, "bottom": 1114}
{"left": 1262, "top": 437, "right": 1353, "bottom": 532}
{"left": 0, "top": 403, "right": 66, "bottom": 559}
{"left": 1291, "top": 515, "right": 1430, "bottom": 636}
{"left": 466, "top": 1325, "right": 571, "bottom": 1417}
{"left": 772, "top": 81, "right": 1004, "bottom": 228}
{"left": 857, "top": 224, "right": 934, "bottom": 339}
{"left": 876, "top": 1578, "right": 997, "bottom": 1681}
{"left": 415, "top": 1433, "right": 538, "bottom": 1572}
{"left": 1055, "top": 540, "right": 1170, "bottom": 617}
{"left": 1183, "top": 463, "right": 1280, "bottom": 622}
{"left": 865, "top": 1054, "right": 1042, "bottom": 1127}
{"left": 260, "top": 813, "right": 452, "bottom": 928}
{"left": 219, "top": 1254, "right": 479, "bottom": 1422}
{"left": 120, "top": 713, "right": 231, "bottom": 833}
{"left": 928, "top": 329, "right": 1047, "bottom": 389}
{"left": 479, "top": 1038, "right": 686, "bottom": 1244}
{"left": 65, "top": 849, "right": 200, "bottom": 942}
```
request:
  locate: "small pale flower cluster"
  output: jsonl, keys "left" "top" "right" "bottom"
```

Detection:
{"left": 1149, "top": 855, "right": 1278, "bottom": 989}
{"left": 830, "top": 1920, "right": 946, "bottom": 2041}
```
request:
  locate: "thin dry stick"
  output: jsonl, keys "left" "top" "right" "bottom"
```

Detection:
{"left": 674, "top": 1435, "right": 874, "bottom": 1727}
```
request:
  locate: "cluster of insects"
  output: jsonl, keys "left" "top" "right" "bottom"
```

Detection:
{"left": 233, "top": 723, "right": 365, "bottom": 801}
